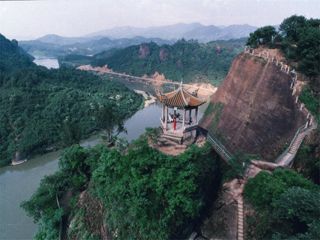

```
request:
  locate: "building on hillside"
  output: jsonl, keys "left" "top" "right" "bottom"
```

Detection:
{"left": 157, "top": 83, "right": 205, "bottom": 143}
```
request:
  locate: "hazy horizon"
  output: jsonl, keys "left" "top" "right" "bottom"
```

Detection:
{"left": 1, "top": 0, "right": 319, "bottom": 40}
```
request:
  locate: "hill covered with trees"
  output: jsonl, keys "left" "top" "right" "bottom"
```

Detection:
{"left": 0, "top": 34, "right": 142, "bottom": 166}
{"left": 22, "top": 137, "right": 221, "bottom": 240}
{"left": 60, "top": 38, "right": 246, "bottom": 85}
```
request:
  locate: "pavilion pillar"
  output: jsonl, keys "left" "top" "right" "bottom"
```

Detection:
{"left": 162, "top": 104, "right": 165, "bottom": 122}
{"left": 164, "top": 106, "right": 168, "bottom": 130}
{"left": 182, "top": 109, "right": 186, "bottom": 130}
{"left": 195, "top": 107, "right": 198, "bottom": 124}
{"left": 189, "top": 109, "right": 192, "bottom": 124}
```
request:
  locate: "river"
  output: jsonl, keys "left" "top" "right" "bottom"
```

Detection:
{"left": 0, "top": 103, "right": 163, "bottom": 239}
{"left": 1, "top": 57, "right": 208, "bottom": 239}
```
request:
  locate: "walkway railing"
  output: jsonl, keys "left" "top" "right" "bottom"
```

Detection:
{"left": 276, "top": 120, "right": 317, "bottom": 166}
{"left": 275, "top": 124, "right": 305, "bottom": 163}
{"left": 207, "top": 132, "right": 233, "bottom": 162}
{"left": 204, "top": 47, "right": 317, "bottom": 240}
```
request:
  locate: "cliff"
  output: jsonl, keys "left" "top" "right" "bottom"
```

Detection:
{"left": 200, "top": 52, "right": 306, "bottom": 160}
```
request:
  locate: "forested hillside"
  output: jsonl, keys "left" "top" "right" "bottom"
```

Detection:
{"left": 22, "top": 137, "right": 221, "bottom": 240}
{"left": 0, "top": 34, "right": 34, "bottom": 72}
{"left": 0, "top": 34, "right": 142, "bottom": 166}
{"left": 60, "top": 38, "right": 245, "bottom": 85}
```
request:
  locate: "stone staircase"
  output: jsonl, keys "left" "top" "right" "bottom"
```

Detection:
{"left": 276, "top": 122, "right": 317, "bottom": 167}
{"left": 237, "top": 197, "right": 244, "bottom": 240}
{"left": 161, "top": 132, "right": 183, "bottom": 144}
{"left": 157, "top": 135, "right": 187, "bottom": 150}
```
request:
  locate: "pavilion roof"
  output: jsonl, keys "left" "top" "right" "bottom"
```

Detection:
{"left": 157, "top": 85, "right": 205, "bottom": 108}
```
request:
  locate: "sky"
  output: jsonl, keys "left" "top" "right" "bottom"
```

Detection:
{"left": 0, "top": 0, "right": 319, "bottom": 40}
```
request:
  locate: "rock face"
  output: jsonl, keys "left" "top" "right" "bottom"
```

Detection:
{"left": 159, "top": 48, "right": 169, "bottom": 61}
{"left": 138, "top": 44, "right": 150, "bottom": 59}
{"left": 200, "top": 53, "right": 305, "bottom": 160}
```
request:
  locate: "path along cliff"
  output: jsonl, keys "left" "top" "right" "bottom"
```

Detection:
{"left": 197, "top": 47, "right": 317, "bottom": 240}
{"left": 200, "top": 48, "right": 310, "bottom": 161}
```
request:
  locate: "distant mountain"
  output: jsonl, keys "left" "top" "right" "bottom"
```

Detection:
{"left": 36, "top": 34, "right": 98, "bottom": 45}
{"left": 87, "top": 23, "right": 203, "bottom": 39}
{"left": 20, "top": 36, "right": 174, "bottom": 57}
{"left": 20, "top": 23, "right": 256, "bottom": 57}
{"left": 87, "top": 23, "right": 257, "bottom": 42}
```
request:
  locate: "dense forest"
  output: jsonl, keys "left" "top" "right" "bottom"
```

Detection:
{"left": 22, "top": 137, "right": 221, "bottom": 240}
{"left": 244, "top": 169, "right": 320, "bottom": 239}
{"left": 0, "top": 34, "right": 142, "bottom": 166}
{"left": 60, "top": 38, "right": 245, "bottom": 85}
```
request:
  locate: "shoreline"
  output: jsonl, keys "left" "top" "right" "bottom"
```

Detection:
{"left": 11, "top": 159, "right": 27, "bottom": 166}
{"left": 134, "top": 89, "right": 157, "bottom": 108}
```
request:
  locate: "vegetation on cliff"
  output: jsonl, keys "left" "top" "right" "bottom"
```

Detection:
{"left": 247, "top": 15, "right": 320, "bottom": 121}
{"left": 246, "top": 15, "right": 320, "bottom": 174}
{"left": 244, "top": 169, "right": 320, "bottom": 239}
{"left": 60, "top": 38, "right": 245, "bottom": 85}
{"left": 22, "top": 138, "right": 221, "bottom": 240}
{"left": 0, "top": 34, "right": 142, "bottom": 166}
{"left": 244, "top": 15, "right": 320, "bottom": 239}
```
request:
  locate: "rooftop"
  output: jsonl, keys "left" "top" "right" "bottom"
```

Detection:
{"left": 157, "top": 84, "right": 205, "bottom": 108}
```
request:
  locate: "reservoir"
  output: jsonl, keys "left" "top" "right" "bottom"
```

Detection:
{"left": 33, "top": 57, "right": 59, "bottom": 69}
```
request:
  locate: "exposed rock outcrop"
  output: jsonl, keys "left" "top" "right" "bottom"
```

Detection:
{"left": 201, "top": 53, "right": 306, "bottom": 160}
{"left": 138, "top": 44, "right": 150, "bottom": 58}
{"left": 159, "top": 48, "right": 169, "bottom": 61}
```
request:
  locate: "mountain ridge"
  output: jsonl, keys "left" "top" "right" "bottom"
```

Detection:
{"left": 86, "top": 22, "right": 257, "bottom": 42}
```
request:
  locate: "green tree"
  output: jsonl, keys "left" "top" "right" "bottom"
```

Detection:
{"left": 247, "top": 26, "right": 278, "bottom": 47}
{"left": 271, "top": 187, "right": 320, "bottom": 238}
{"left": 92, "top": 140, "right": 219, "bottom": 240}
{"left": 244, "top": 169, "right": 316, "bottom": 209}
{"left": 244, "top": 169, "right": 320, "bottom": 239}
{"left": 297, "top": 27, "right": 320, "bottom": 77}
{"left": 279, "top": 15, "right": 307, "bottom": 42}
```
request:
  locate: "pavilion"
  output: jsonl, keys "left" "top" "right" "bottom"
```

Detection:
{"left": 157, "top": 83, "right": 205, "bottom": 143}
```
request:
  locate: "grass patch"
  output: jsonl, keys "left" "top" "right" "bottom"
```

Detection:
{"left": 204, "top": 102, "right": 224, "bottom": 134}
{"left": 299, "top": 86, "right": 320, "bottom": 123}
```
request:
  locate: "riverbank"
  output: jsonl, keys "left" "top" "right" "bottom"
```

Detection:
{"left": 134, "top": 89, "right": 157, "bottom": 107}
{"left": 0, "top": 103, "right": 163, "bottom": 240}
